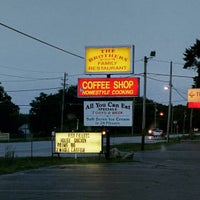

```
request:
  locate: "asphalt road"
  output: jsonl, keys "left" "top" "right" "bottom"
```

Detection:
{"left": 0, "top": 140, "right": 200, "bottom": 200}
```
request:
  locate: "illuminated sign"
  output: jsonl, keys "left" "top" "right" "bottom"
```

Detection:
{"left": 84, "top": 101, "right": 133, "bottom": 127}
{"left": 55, "top": 132, "right": 102, "bottom": 153}
{"left": 78, "top": 77, "right": 139, "bottom": 98}
{"left": 188, "top": 88, "right": 200, "bottom": 108}
{"left": 85, "top": 46, "right": 134, "bottom": 74}
{"left": 188, "top": 102, "right": 200, "bottom": 108}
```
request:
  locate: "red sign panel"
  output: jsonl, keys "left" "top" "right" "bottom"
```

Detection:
{"left": 78, "top": 77, "right": 139, "bottom": 98}
{"left": 188, "top": 102, "right": 200, "bottom": 108}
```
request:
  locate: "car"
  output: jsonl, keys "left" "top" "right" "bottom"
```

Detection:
{"left": 148, "top": 128, "right": 164, "bottom": 137}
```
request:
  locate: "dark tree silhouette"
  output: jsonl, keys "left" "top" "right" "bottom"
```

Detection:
{"left": 0, "top": 84, "right": 20, "bottom": 134}
{"left": 183, "top": 39, "right": 200, "bottom": 87}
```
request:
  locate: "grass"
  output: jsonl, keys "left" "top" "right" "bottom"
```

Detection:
{"left": 0, "top": 135, "right": 190, "bottom": 175}
{"left": 112, "top": 142, "right": 167, "bottom": 152}
{"left": 0, "top": 135, "right": 197, "bottom": 175}
{"left": 0, "top": 156, "right": 106, "bottom": 175}
{"left": 0, "top": 141, "right": 171, "bottom": 175}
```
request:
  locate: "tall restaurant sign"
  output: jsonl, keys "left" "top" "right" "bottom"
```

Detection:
{"left": 78, "top": 77, "right": 139, "bottom": 98}
{"left": 85, "top": 46, "right": 134, "bottom": 74}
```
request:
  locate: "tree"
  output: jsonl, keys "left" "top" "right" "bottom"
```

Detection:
{"left": 29, "top": 86, "right": 84, "bottom": 137}
{"left": 65, "top": 85, "right": 83, "bottom": 131}
{"left": 29, "top": 85, "right": 192, "bottom": 136}
{"left": 183, "top": 39, "right": 200, "bottom": 132}
{"left": 183, "top": 39, "right": 200, "bottom": 87}
{"left": 173, "top": 105, "right": 190, "bottom": 133}
{"left": 29, "top": 92, "right": 62, "bottom": 137}
{"left": 0, "top": 84, "right": 20, "bottom": 134}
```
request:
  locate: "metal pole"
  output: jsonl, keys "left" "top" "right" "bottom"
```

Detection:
{"left": 105, "top": 74, "right": 111, "bottom": 158}
{"left": 167, "top": 61, "right": 172, "bottom": 143}
{"left": 30, "top": 134, "right": 33, "bottom": 158}
{"left": 61, "top": 72, "right": 67, "bottom": 132}
{"left": 105, "top": 131, "right": 110, "bottom": 159}
{"left": 154, "top": 103, "right": 157, "bottom": 127}
{"left": 189, "top": 108, "right": 193, "bottom": 134}
{"left": 141, "top": 56, "right": 147, "bottom": 150}
{"left": 183, "top": 111, "right": 186, "bottom": 134}
{"left": 132, "top": 98, "right": 135, "bottom": 136}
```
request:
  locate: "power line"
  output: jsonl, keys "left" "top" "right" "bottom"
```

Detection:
{"left": 1, "top": 76, "right": 62, "bottom": 83}
{"left": 151, "top": 59, "right": 184, "bottom": 66}
{"left": 147, "top": 75, "right": 169, "bottom": 83}
{"left": 136, "top": 58, "right": 185, "bottom": 66}
{"left": 0, "top": 72, "right": 62, "bottom": 82}
{"left": 172, "top": 86, "right": 187, "bottom": 101}
{"left": 0, "top": 22, "right": 85, "bottom": 59}
{"left": 7, "top": 87, "right": 62, "bottom": 93}
{"left": 148, "top": 72, "right": 194, "bottom": 79}
{"left": 0, "top": 63, "right": 64, "bottom": 74}
{"left": 0, "top": 73, "right": 38, "bottom": 79}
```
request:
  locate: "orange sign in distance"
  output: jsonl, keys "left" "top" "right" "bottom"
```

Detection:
{"left": 188, "top": 88, "right": 200, "bottom": 108}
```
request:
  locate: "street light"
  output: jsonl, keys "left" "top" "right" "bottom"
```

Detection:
{"left": 164, "top": 86, "right": 169, "bottom": 90}
{"left": 141, "top": 51, "right": 156, "bottom": 151}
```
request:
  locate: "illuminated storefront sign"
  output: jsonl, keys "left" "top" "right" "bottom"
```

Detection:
{"left": 188, "top": 88, "right": 200, "bottom": 108}
{"left": 84, "top": 101, "right": 133, "bottom": 127}
{"left": 85, "top": 46, "right": 134, "bottom": 74}
{"left": 78, "top": 77, "right": 139, "bottom": 98}
{"left": 55, "top": 132, "right": 102, "bottom": 153}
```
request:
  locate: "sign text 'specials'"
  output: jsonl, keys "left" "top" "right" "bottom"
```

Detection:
{"left": 84, "top": 101, "right": 133, "bottom": 127}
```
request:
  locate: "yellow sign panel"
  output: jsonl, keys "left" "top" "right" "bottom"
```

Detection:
{"left": 55, "top": 132, "right": 102, "bottom": 153}
{"left": 85, "top": 46, "right": 133, "bottom": 74}
{"left": 188, "top": 88, "right": 200, "bottom": 102}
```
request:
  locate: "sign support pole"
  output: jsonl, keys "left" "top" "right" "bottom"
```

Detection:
{"left": 105, "top": 74, "right": 111, "bottom": 159}
{"left": 105, "top": 130, "right": 110, "bottom": 159}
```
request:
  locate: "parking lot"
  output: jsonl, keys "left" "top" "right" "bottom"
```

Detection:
{"left": 0, "top": 140, "right": 200, "bottom": 200}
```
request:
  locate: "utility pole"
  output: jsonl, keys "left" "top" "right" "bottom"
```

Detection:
{"left": 141, "top": 51, "right": 156, "bottom": 151}
{"left": 154, "top": 103, "right": 157, "bottom": 128}
{"left": 166, "top": 61, "right": 172, "bottom": 143}
{"left": 141, "top": 56, "right": 147, "bottom": 150}
{"left": 61, "top": 72, "right": 67, "bottom": 132}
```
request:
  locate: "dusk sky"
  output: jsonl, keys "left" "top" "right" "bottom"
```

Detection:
{"left": 0, "top": 0, "right": 199, "bottom": 113}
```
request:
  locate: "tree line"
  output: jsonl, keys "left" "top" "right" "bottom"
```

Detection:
{"left": 0, "top": 83, "right": 194, "bottom": 138}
